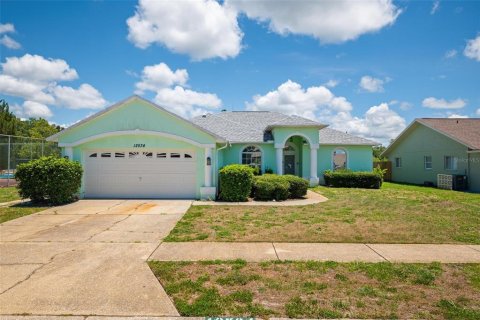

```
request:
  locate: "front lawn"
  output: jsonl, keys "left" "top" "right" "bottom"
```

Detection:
{"left": 149, "top": 260, "right": 480, "bottom": 319}
{"left": 0, "top": 203, "right": 49, "bottom": 224}
{"left": 0, "top": 187, "right": 21, "bottom": 203}
{"left": 165, "top": 182, "right": 480, "bottom": 244}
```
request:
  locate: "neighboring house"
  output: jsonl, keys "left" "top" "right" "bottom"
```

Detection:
{"left": 47, "top": 96, "right": 377, "bottom": 199}
{"left": 382, "top": 118, "right": 480, "bottom": 192}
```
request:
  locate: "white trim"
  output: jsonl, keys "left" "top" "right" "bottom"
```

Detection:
{"left": 424, "top": 155, "right": 432, "bottom": 170}
{"left": 205, "top": 147, "right": 213, "bottom": 187}
{"left": 58, "top": 130, "right": 216, "bottom": 148}
{"left": 47, "top": 95, "right": 225, "bottom": 143}
{"left": 331, "top": 147, "right": 348, "bottom": 170}
{"left": 239, "top": 144, "right": 264, "bottom": 172}
{"left": 276, "top": 132, "right": 317, "bottom": 149}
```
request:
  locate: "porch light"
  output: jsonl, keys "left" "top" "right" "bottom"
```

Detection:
{"left": 206, "top": 156, "right": 211, "bottom": 166}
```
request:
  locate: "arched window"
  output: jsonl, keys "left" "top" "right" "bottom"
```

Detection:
{"left": 241, "top": 146, "right": 262, "bottom": 169}
{"left": 333, "top": 148, "right": 347, "bottom": 170}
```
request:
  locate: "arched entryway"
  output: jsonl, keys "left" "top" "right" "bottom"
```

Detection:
{"left": 274, "top": 133, "right": 319, "bottom": 186}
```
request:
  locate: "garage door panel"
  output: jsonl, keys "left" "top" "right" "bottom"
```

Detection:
{"left": 84, "top": 150, "right": 197, "bottom": 199}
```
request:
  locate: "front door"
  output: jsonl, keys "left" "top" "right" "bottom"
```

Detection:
{"left": 284, "top": 154, "right": 295, "bottom": 175}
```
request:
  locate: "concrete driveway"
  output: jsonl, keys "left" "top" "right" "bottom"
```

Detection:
{"left": 0, "top": 199, "right": 191, "bottom": 317}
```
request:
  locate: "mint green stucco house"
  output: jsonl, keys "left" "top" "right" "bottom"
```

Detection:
{"left": 382, "top": 118, "right": 480, "bottom": 193}
{"left": 47, "top": 96, "right": 378, "bottom": 199}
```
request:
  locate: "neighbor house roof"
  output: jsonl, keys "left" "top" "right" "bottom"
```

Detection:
{"left": 192, "top": 111, "right": 379, "bottom": 145}
{"left": 382, "top": 118, "right": 480, "bottom": 156}
{"left": 318, "top": 127, "right": 379, "bottom": 145}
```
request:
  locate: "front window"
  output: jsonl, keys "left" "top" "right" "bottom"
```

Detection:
{"left": 395, "top": 157, "right": 402, "bottom": 168}
{"left": 424, "top": 156, "right": 432, "bottom": 170}
{"left": 444, "top": 156, "right": 457, "bottom": 170}
{"left": 333, "top": 148, "right": 347, "bottom": 170}
{"left": 242, "top": 146, "right": 262, "bottom": 169}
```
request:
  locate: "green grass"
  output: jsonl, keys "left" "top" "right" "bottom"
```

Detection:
{"left": 149, "top": 260, "right": 480, "bottom": 319}
{"left": 165, "top": 182, "right": 480, "bottom": 244}
{"left": 0, "top": 203, "right": 49, "bottom": 223}
{"left": 0, "top": 187, "right": 21, "bottom": 203}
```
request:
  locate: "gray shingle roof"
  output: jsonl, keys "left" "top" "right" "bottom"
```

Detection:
{"left": 192, "top": 111, "right": 379, "bottom": 145}
{"left": 318, "top": 127, "right": 379, "bottom": 145}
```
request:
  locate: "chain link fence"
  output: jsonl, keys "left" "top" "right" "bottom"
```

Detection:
{"left": 0, "top": 134, "right": 61, "bottom": 187}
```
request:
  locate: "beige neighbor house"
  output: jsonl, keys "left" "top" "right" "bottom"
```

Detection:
{"left": 382, "top": 118, "right": 480, "bottom": 193}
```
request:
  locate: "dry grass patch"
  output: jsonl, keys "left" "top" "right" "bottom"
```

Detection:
{"left": 149, "top": 260, "right": 480, "bottom": 319}
{"left": 165, "top": 182, "right": 480, "bottom": 244}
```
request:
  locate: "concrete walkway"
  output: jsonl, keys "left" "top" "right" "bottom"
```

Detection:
{"left": 0, "top": 200, "right": 192, "bottom": 317}
{"left": 192, "top": 190, "right": 328, "bottom": 206}
{"left": 150, "top": 242, "right": 480, "bottom": 263}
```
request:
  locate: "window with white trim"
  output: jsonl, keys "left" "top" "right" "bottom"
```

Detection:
{"left": 444, "top": 156, "right": 457, "bottom": 170}
{"left": 101, "top": 152, "right": 111, "bottom": 158}
{"left": 157, "top": 152, "right": 167, "bottom": 158}
{"left": 241, "top": 146, "right": 262, "bottom": 169}
{"left": 89, "top": 153, "right": 97, "bottom": 158}
{"left": 395, "top": 157, "right": 402, "bottom": 168}
{"left": 170, "top": 153, "right": 181, "bottom": 158}
{"left": 332, "top": 148, "right": 347, "bottom": 170}
{"left": 424, "top": 156, "right": 432, "bottom": 170}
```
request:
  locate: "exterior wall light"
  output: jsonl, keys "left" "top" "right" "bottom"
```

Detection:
{"left": 206, "top": 156, "right": 211, "bottom": 166}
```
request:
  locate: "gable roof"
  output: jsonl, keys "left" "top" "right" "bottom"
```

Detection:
{"left": 382, "top": 118, "right": 480, "bottom": 156}
{"left": 47, "top": 95, "right": 225, "bottom": 142}
{"left": 192, "top": 111, "right": 326, "bottom": 143}
{"left": 192, "top": 111, "right": 379, "bottom": 145}
{"left": 318, "top": 127, "right": 379, "bottom": 146}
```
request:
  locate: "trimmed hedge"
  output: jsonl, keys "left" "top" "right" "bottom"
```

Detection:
{"left": 323, "top": 169, "right": 382, "bottom": 189}
{"left": 253, "top": 174, "right": 290, "bottom": 201}
{"left": 283, "top": 175, "right": 309, "bottom": 198}
{"left": 219, "top": 164, "right": 254, "bottom": 202}
{"left": 15, "top": 156, "right": 83, "bottom": 204}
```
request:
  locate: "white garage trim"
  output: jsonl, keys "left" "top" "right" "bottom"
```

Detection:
{"left": 59, "top": 130, "right": 216, "bottom": 148}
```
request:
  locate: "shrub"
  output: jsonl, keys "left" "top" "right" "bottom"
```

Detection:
{"left": 219, "top": 164, "right": 254, "bottom": 202}
{"left": 323, "top": 169, "right": 382, "bottom": 189}
{"left": 15, "top": 156, "right": 83, "bottom": 204}
{"left": 253, "top": 174, "right": 290, "bottom": 201}
{"left": 283, "top": 175, "right": 309, "bottom": 198}
{"left": 264, "top": 167, "right": 274, "bottom": 174}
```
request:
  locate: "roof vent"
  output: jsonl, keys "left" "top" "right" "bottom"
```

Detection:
{"left": 221, "top": 109, "right": 227, "bottom": 112}
{"left": 202, "top": 114, "right": 207, "bottom": 118}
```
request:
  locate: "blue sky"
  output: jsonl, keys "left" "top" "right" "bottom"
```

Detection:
{"left": 1, "top": 0, "right": 479, "bottom": 143}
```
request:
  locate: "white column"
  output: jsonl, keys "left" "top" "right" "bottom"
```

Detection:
{"left": 275, "top": 147, "right": 283, "bottom": 175}
{"left": 204, "top": 147, "right": 212, "bottom": 187}
{"left": 309, "top": 144, "right": 319, "bottom": 186}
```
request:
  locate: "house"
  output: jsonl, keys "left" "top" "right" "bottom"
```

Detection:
{"left": 47, "top": 96, "right": 378, "bottom": 199}
{"left": 382, "top": 118, "right": 480, "bottom": 192}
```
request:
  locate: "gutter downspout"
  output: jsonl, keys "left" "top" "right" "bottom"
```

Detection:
{"left": 215, "top": 141, "right": 230, "bottom": 197}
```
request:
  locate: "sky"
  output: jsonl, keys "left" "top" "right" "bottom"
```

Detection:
{"left": 1, "top": 0, "right": 479, "bottom": 144}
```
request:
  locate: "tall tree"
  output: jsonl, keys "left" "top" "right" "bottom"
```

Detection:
{"left": 0, "top": 100, "right": 18, "bottom": 135}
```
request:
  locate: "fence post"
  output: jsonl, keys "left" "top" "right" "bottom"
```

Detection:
{"left": 7, "top": 135, "right": 11, "bottom": 187}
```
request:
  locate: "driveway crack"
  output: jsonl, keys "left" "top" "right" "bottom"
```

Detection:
{"left": 365, "top": 244, "right": 389, "bottom": 262}
{"left": 0, "top": 249, "right": 74, "bottom": 295}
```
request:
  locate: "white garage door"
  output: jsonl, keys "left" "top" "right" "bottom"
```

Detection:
{"left": 85, "top": 150, "right": 197, "bottom": 199}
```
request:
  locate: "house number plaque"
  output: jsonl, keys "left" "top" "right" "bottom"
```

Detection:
{"left": 133, "top": 144, "right": 145, "bottom": 148}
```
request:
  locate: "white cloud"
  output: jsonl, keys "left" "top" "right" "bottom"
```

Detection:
{"left": 0, "top": 23, "right": 15, "bottom": 34}
{"left": 154, "top": 86, "right": 221, "bottom": 118}
{"left": 422, "top": 97, "right": 466, "bottom": 109}
{"left": 359, "top": 76, "right": 386, "bottom": 93}
{"left": 431, "top": 1, "right": 440, "bottom": 15}
{"left": 324, "top": 79, "right": 339, "bottom": 88}
{"left": 399, "top": 101, "right": 413, "bottom": 111}
{"left": 447, "top": 113, "right": 468, "bottom": 119}
{"left": 245, "top": 80, "right": 405, "bottom": 144}
{"left": 0, "top": 74, "right": 55, "bottom": 104}
{"left": 52, "top": 84, "right": 107, "bottom": 110}
{"left": 135, "top": 63, "right": 188, "bottom": 94}
{"left": 246, "top": 80, "right": 352, "bottom": 120}
{"left": 476, "top": 109, "right": 480, "bottom": 116}
{"left": 229, "top": 0, "right": 400, "bottom": 44}
{"left": 464, "top": 34, "right": 480, "bottom": 61}
{"left": 127, "top": 0, "right": 242, "bottom": 60}
{"left": 135, "top": 62, "right": 222, "bottom": 118}
{"left": 0, "top": 35, "right": 21, "bottom": 49}
{"left": 0, "top": 53, "right": 107, "bottom": 116}
{"left": 444, "top": 49, "right": 457, "bottom": 59}
{"left": 11, "top": 101, "right": 53, "bottom": 119}
{"left": 2, "top": 54, "right": 78, "bottom": 83}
